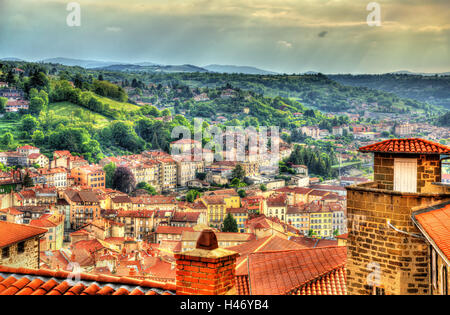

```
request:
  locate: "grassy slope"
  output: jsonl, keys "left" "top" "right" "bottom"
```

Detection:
{"left": 49, "top": 101, "right": 111, "bottom": 127}
{"left": 93, "top": 95, "right": 140, "bottom": 112}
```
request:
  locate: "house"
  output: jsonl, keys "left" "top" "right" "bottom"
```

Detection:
{"left": 180, "top": 230, "right": 254, "bottom": 252}
{"left": 27, "top": 153, "right": 49, "bottom": 168}
{"left": 346, "top": 138, "right": 450, "bottom": 295}
{"left": 29, "top": 213, "right": 65, "bottom": 251}
{"left": 17, "top": 145, "right": 39, "bottom": 157}
{"left": 0, "top": 221, "right": 47, "bottom": 269}
{"left": 5, "top": 99, "right": 29, "bottom": 112}
{"left": 226, "top": 207, "right": 248, "bottom": 232}
{"left": 64, "top": 189, "right": 101, "bottom": 230}
{"left": 0, "top": 208, "right": 24, "bottom": 224}
{"left": 170, "top": 139, "right": 202, "bottom": 154}
{"left": 412, "top": 202, "right": 450, "bottom": 295}
{"left": 37, "top": 167, "right": 67, "bottom": 188}
{"left": 155, "top": 226, "right": 194, "bottom": 244}
{"left": 170, "top": 211, "right": 206, "bottom": 228}
{"left": 71, "top": 165, "right": 105, "bottom": 189}
{"left": 265, "top": 194, "right": 288, "bottom": 222}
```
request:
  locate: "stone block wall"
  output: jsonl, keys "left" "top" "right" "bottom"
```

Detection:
{"left": 0, "top": 238, "right": 40, "bottom": 269}
{"left": 373, "top": 153, "right": 442, "bottom": 193}
{"left": 346, "top": 186, "right": 450, "bottom": 295}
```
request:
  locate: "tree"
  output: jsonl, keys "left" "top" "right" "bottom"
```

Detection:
{"left": 21, "top": 115, "right": 39, "bottom": 134}
{"left": 103, "top": 162, "right": 117, "bottom": 188}
{"left": 29, "top": 97, "right": 45, "bottom": 115}
{"left": 1, "top": 132, "right": 14, "bottom": 147}
{"left": 32, "top": 130, "right": 45, "bottom": 146}
{"left": 0, "top": 97, "right": 7, "bottom": 113}
{"left": 222, "top": 213, "right": 238, "bottom": 232}
{"left": 136, "top": 182, "right": 157, "bottom": 195}
{"left": 112, "top": 166, "right": 136, "bottom": 194}
{"left": 23, "top": 173, "right": 34, "bottom": 187}
{"left": 231, "top": 164, "right": 245, "bottom": 181}
{"left": 237, "top": 189, "right": 246, "bottom": 198}
{"left": 260, "top": 184, "right": 267, "bottom": 192}
{"left": 186, "top": 190, "right": 200, "bottom": 202}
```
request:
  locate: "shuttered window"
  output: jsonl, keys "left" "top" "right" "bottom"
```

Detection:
{"left": 394, "top": 158, "right": 417, "bottom": 193}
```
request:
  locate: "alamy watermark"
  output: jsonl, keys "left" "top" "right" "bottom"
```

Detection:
{"left": 170, "top": 118, "right": 280, "bottom": 168}
{"left": 66, "top": 2, "right": 81, "bottom": 27}
{"left": 367, "top": 2, "right": 381, "bottom": 27}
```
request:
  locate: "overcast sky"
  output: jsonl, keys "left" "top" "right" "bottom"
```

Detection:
{"left": 0, "top": 0, "right": 449, "bottom": 74}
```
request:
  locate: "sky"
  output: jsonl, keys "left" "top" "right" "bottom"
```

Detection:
{"left": 0, "top": 0, "right": 449, "bottom": 74}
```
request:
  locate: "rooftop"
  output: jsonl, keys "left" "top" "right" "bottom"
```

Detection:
{"left": 0, "top": 222, "right": 47, "bottom": 248}
{"left": 359, "top": 138, "right": 450, "bottom": 155}
{"left": 240, "top": 246, "right": 346, "bottom": 295}
{"left": 0, "top": 266, "right": 175, "bottom": 295}
{"left": 413, "top": 201, "right": 450, "bottom": 262}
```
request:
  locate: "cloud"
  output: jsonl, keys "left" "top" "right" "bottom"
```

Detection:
{"left": 277, "top": 40, "right": 292, "bottom": 48}
{"left": 106, "top": 26, "right": 122, "bottom": 32}
{"left": 0, "top": 0, "right": 449, "bottom": 73}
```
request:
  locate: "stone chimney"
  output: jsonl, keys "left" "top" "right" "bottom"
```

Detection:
{"left": 175, "top": 229, "right": 239, "bottom": 295}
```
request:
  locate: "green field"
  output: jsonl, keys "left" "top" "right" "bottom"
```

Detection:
{"left": 49, "top": 102, "right": 111, "bottom": 127}
{"left": 93, "top": 95, "right": 141, "bottom": 112}
{"left": 0, "top": 119, "right": 21, "bottom": 136}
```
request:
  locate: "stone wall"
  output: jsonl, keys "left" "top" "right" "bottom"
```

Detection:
{"left": 373, "top": 153, "right": 442, "bottom": 193}
{"left": 434, "top": 250, "right": 450, "bottom": 295}
{"left": 346, "top": 186, "right": 450, "bottom": 295}
{"left": 0, "top": 238, "right": 40, "bottom": 269}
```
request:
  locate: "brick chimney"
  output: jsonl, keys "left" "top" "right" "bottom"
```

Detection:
{"left": 175, "top": 229, "right": 239, "bottom": 295}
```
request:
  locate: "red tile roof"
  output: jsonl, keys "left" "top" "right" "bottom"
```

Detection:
{"left": 245, "top": 246, "right": 346, "bottom": 295}
{"left": 359, "top": 138, "right": 450, "bottom": 154}
{"left": 291, "top": 266, "right": 347, "bottom": 295}
{"left": 414, "top": 203, "right": 450, "bottom": 261}
{"left": 0, "top": 266, "right": 175, "bottom": 295}
{"left": 289, "top": 236, "right": 339, "bottom": 248}
{"left": 229, "top": 235, "right": 307, "bottom": 276}
{"left": 0, "top": 222, "right": 47, "bottom": 247}
{"left": 155, "top": 226, "right": 194, "bottom": 235}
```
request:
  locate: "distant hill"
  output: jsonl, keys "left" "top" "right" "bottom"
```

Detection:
{"left": 94, "top": 63, "right": 209, "bottom": 73}
{"left": 204, "top": 64, "right": 278, "bottom": 75}
{"left": 389, "top": 70, "right": 450, "bottom": 76}
{"left": 40, "top": 57, "right": 122, "bottom": 69}
{"left": 329, "top": 73, "right": 450, "bottom": 109}
{"left": 0, "top": 57, "right": 24, "bottom": 62}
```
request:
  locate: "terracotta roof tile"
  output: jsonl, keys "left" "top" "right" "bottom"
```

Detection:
{"left": 292, "top": 266, "right": 347, "bottom": 295}
{"left": 0, "top": 221, "right": 47, "bottom": 247}
{"left": 414, "top": 203, "right": 450, "bottom": 261}
{"left": 0, "top": 266, "right": 176, "bottom": 295}
{"left": 359, "top": 138, "right": 450, "bottom": 154}
{"left": 246, "top": 246, "right": 346, "bottom": 295}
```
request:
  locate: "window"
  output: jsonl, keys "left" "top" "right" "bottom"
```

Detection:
{"left": 394, "top": 158, "right": 417, "bottom": 193}
{"left": 18, "top": 241, "right": 25, "bottom": 254}
{"left": 432, "top": 248, "right": 438, "bottom": 290}
{"left": 442, "top": 265, "right": 448, "bottom": 295}
{"left": 2, "top": 246, "right": 10, "bottom": 259}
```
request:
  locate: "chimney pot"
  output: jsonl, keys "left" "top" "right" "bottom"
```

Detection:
{"left": 196, "top": 229, "right": 218, "bottom": 250}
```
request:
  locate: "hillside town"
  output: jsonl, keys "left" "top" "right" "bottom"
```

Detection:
{"left": 0, "top": 136, "right": 449, "bottom": 296}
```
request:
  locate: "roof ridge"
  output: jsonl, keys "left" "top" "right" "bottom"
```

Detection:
{"left": 0, "top": 266, "right": 176, "bottom": 292}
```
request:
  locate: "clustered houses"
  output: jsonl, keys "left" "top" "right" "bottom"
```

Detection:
{"left": 100, "top": 151, "right": 181, "bottom": 193}
{"left": 5, "top": 138, "right": 450, "bottom": 296}
{"left": 0, "top": 145, "right": 49, "bottom": 168}
{"left": 0, "top": 85, "right": 29, "bottom": 112}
